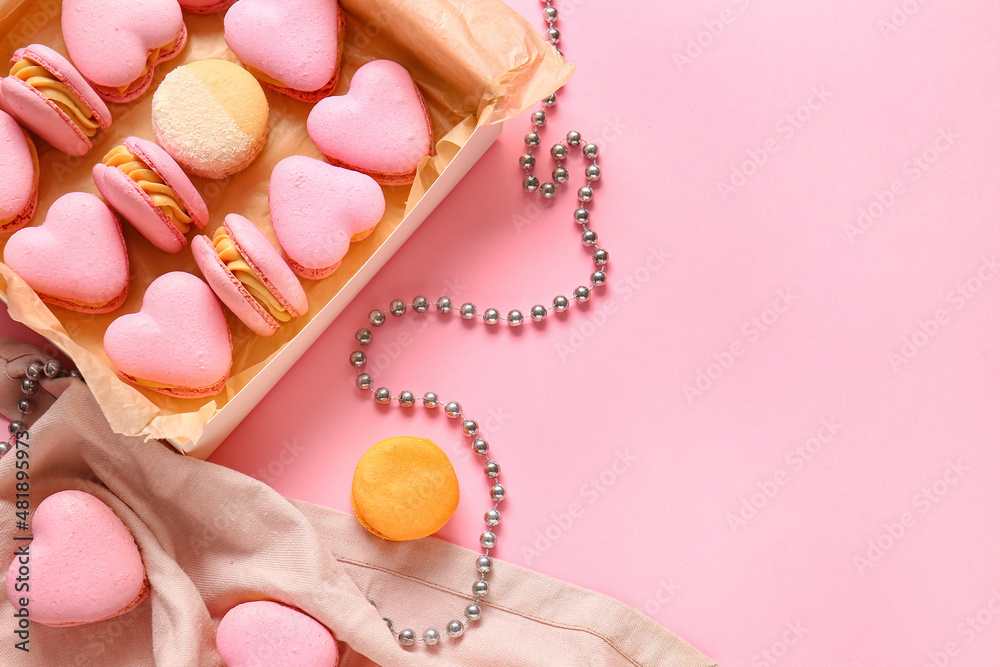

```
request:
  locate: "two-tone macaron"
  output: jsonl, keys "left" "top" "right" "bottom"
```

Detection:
{"left": 93, "top": 137, "right": 209, "bottom": 253}
{"left": 0, "top": 44, "right": 111, "bottom": 156}
{"left": 192, "top": 214, "right": 308, "bottom": 337}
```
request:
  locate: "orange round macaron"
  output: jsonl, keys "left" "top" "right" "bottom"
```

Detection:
{"left": 351, "top": 436, "right": 460, "bottom": 541}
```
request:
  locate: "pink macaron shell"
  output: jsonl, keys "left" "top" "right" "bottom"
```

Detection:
{"left": 93, "top": 162, "right": 186, "bottom": 253}
{"left": 61, "top": 0, "right": 185, "bottom": 89}
{"left": 13, "top": 44, "right": 111, "bottom": 128}
{"left": 0, "top": 110, "right": 37, "bottom": 230}
{"left": 6, "top": 490, "right": 148, "bottom": 627}
{"left": 216, "top": 601, "right": 338, "bottom": 667}
{"left": 306, "top": 59, "right": 433, "bottom": 183}
{"left": 125, "top": 137, "right": 208, "bottom": 229}
{"left": 225, "top": 213, "right": 307, "bottom": 317}
{"left": 88, "top": 25, "right": 188, "bottom": 104}
{"left": 192, "top": 232, "right": 278, "bottom": 337}
{"left": 180, "top": 0, "right": 236, "bottom": 13}
{"left": 0, "top": 78, "right": 93, "bottom": 156}
{"left": 224, "top": 0, "right": 342, "bottom": 94}
{"left": 269, "top": 156, "right": 385, "bottom": 280}
{"left": 104, "top": 271, "right": 232, "bottom": 397}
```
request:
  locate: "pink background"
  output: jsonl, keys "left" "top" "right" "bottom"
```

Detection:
{"left": 3, "top": 1, "right": 999, "bottom": 665}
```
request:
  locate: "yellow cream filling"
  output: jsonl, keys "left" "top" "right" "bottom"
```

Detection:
{"left": 1, "top": 129, "right": 39, "bottom": 227}
{"left": 213, "top": 227, "right": 291, "bottom": 322}
{"left": 246, "top": 65, "right": 289, "bottom": 89}
{"left": 102, "top": 145, "right": 193, "bottom": 235}
{"left": 114, "top": 40, "right": 176, "bottom": 93}
{"left": 10, "top": 59, "right": 100, "bottom": 136}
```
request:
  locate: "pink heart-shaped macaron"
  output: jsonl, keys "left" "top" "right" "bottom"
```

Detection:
{"left": 104, "top": 272, "right": 233, "bottom": 398}
{"left": 0, "top": 110, "right": 37, "bottom": 233}
{"left": 269, "top": 155, "right": 385, "bottom": 279}
{"left": 216, "top": 601, "right": 339, "bottom": 667}
{"left": 306, "top": 59, "right": 433, "bottom": 185}
{"left": 62, "top": 0, "right": 186, "bottom": 102}
{"left": 3, "top": 192, "right": 129, "bottom": 313}
{"left": 224, "top": 0, "right": 344, "bottom": 102}
{"left": 6, "top": 490, "right": 148, "bottom": 627}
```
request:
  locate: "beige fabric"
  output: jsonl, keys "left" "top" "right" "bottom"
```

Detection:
{"left": 0, "top": 338, "right": 716, "bottom": 666}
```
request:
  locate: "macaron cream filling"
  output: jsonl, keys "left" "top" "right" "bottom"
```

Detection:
{"left": 102, "top": 145, "right": 193, "bottom": 234}
{"left": 114, "top": 40, "right": 177, "bottom": 93}
{"left": 10, "top": 59, "right": 100, "bottom": 136}
{"left": 212, "top": 227, "right": 291, "bottom": 322}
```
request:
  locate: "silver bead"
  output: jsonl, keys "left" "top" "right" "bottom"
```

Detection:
{"left": 585, "top": 164, "right": 601, "bottom": 181}
{"left": 531, "top": 110, "right": 546, "bottom": 126}
{"left": 525, "top": 132, "right": 540, "bottom": 147}
{"left": 484, "top": 461, "right": 500, "bottom": 477}
{"left": 491, "top": 484, "right": 506, "bottom": 501}
{"left": 480, "top": 531, "right": 497, "bottom": 549}
{"left": 540, "top": 182, "right": 557, "bottom": 198}
{"left": 369, "top": 310, "right": 385, "bottom": 326}
{"left": 574, "top": 208, "right": 590, "bottom": 224}
{"left": 399, "top": 391, "right": 415, "bottom": 407}
{"left": 507, "top": 309, "right": 524, "bottom": 327}
{"left": 69, "top": 369, "right": 83, "bottom": 380}
{"left": 578, "top": 185, "right": 594, "bottom": 202}
{"left": 465, "top": 604, "right": 482, "bottom": 622}
{"left": 553, "top": 295, "right": 570, "bottom": 312}
{"left": 413, "top": 296, "right": 429, "bottom": 312}
{"left": 593, "top": 248, "right": 608, "bottom": 265}
{"left": 546, "top": 27, "right": 560, "bottom": 42}
{"left": 0, "top": 442, "right": 9, "bottom": 457}
{"left": 350, "top": 351, "right": 366, "bottom": 367}
{"left": 44, "top": 359, "right": 62, "bottom": 377}
{"left": 530, "top": 305, "right": 547, "bottom": 321}
{"left": 543, "top": 93, "right": 557, "bottom": 107}
{"left": 9, "top": 421, "right": 25, "bottom": 435}
{"left": 357, "top": 373, "right": 373, "bottom": 390}
{"left": 583, "top": 143, "right": 599, "bottom": 159}
{"left": 375, "top": 388, "right": 391, "bottom": 403}
{"left": 423, "top": 629, "right": 440, "bottom": 645}
{"left": 582, "top": 229, "right": 598, "bottom": 245}
{"left": 591, "top": 270, "right": 607, "bottom": 286}
{"left": 485, "top": 509, "right": 501, "bottom": 526}
{"left": 389, "top": 299, "right": 406, "bottom": 316}
{"left": 574, "top": 285, "right": 591, "bottom": 302}
{"left": 460, "top": 303, "right": 477, "bottom": 319}
{"left": 477, "top": 555, "right": 493, "bottom": 572}
{"left": 398, "top": 629, "right": 416, "bottom": 646}
{"left": 356, "top": 328, "right": 372, "bottom": 345}
{"left": 552, "top": 166, "right": 569, "bottom": 183}
{"left": 17, "top": 400, "right": 32, "bottom": 415}
{"left": 519, "top": 153, "right": 535, "bottom": 169}
{"left": 544, "top": 5, "right": 557, "bottom": 20}
{"left": 550, "top": 144, "right": 568, "bottom": 160}
{"left": 523, "top": 175, "right": 539, "bottom": 192}
{"left": 473, "top": 580, "right": 489, "bottom": 597}
{"left": 447, "top": 620, "right": 465, "bottom": 638}
{"left": 25, "top": 363, "right": 43, "bottom": 380}
{"left": 483, "top": 308, "right": 500, "bottom": 325}
{"left": 423, "top": 392, "right": 439, "bottom": 408}
{"left": 437, "top": 297, "right": 453, "bottom": 313}
{"left": 472, "top": 438, "right": 489, "bottom": 456}
{"left": 21, "top": 379, "right": 37, "bottom": 395}
{"left": 462, "top": 419, "right": 478, "bottom": 436}
{"left": 445, "top": 402, "right": 462, "bottom": 418}
{"left": 566, "top": 130, "right": 582, "bottom": 146}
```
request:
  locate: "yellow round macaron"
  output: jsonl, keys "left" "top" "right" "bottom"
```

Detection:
{"left": 351, "top": 436, "right": 460, "bottom": 541}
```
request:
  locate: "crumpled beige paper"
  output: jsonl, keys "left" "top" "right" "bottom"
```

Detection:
{"left": 0, "top": 0, "right": 573, "bottom": 449}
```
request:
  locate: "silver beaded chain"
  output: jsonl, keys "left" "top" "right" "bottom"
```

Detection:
{"left": 0, "top": 359, "right": 82, "bottom": 459}
{"left": 351, "top": 0, "right": 608, "bottom": 648}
